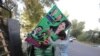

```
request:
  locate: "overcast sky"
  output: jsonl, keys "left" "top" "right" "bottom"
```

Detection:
{"left": 55, "top": 0, "right": 100, "bottom": 31}
{"left": 18, "top": 0, "right": 100, "bottom": 31}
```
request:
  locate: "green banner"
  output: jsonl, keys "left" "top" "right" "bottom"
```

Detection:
{"left": 25, "top": 5, "right": 71, "bottom": 47}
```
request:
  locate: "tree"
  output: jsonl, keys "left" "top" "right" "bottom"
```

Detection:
{"left": 21, "top": 0, "right": 44, "bottom": 32}
{"left": 70, "top": 19, "right": 85, "bottom": 38}
{"left": 22, "top": 0, "right": 59, "bottom": 31}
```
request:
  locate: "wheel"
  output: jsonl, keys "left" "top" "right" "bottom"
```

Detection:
{"left": 8, "top": 19, "right": 23, "bottom": 56}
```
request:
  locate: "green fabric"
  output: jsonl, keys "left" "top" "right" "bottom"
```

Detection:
{"left": 34, "top": 46, "right": 53, "bottom": 56}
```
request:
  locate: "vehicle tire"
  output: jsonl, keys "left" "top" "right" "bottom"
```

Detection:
{"left": 8, "top": 19, "right": 23, "bottom": 56}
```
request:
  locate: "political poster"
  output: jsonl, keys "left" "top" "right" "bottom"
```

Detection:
{"left": 25, "top": 5, "right": 71, "bottom": 47}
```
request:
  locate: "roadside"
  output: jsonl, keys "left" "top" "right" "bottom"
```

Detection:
{"left": 76, "top": 40, "right": 100, "bottom": 48}
{"left": 68, "top": 40, "right": 100, "bottom": 56}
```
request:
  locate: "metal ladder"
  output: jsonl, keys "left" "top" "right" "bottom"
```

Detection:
{"left": 0, "top": 31, "right": 10, "bottom": 56}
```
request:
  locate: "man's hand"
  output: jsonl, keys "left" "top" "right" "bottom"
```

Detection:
{"left": 43, "top": 38, "right": 50, "bottom": 45}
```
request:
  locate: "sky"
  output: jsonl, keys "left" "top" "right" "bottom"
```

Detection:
{"left": 17, "top": 0, "right": 100, "bottom": 31}
{"left": 17, "top": 0, "right": 25, "bottom": 14}
{"left": 55, "top": 0, "right": 100, "bottom": 31}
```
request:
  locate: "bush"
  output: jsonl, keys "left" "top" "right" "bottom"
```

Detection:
{"left": 77, "top": 32, "right": 100, "bottom": 44}
{"left": 94, "top": 38, "right": 100, "bottom": 44}
{"left": 77, "top": 33, "right": 89, "bottom": 41}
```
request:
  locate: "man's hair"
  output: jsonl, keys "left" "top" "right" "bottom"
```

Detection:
{"left": 61, "top": 20, "right": 71, "bottom": 29}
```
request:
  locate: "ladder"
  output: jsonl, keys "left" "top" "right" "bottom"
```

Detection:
{"left": 0, "top": 30, "right": 10, "bottom": 56}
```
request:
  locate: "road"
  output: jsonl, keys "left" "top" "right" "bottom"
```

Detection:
{"left": 68, "top": 40, "right": 100, "bottom": 56}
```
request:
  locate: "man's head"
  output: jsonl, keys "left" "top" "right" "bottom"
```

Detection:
{"left": 56, "top": 20, "right": 71, "bottom": 34}
{"left": 62, "top": 20, "right": 71, "bottom": 30}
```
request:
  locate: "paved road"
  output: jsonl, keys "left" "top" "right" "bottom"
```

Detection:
{"left": 68, "top": 40, "right": 100, "bottom": 56}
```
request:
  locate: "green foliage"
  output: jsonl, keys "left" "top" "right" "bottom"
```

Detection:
{"left": 70, "top": 19, "right": 85, "bottom": 38}
{"left": 89, "top": 31, "right": 100, "bottom": 43}
{"left": 95, "top": 38, "right": 100, "bottom": 43}
{"left": 24, "top": 0, "right": 44, "bottom": 23}
{"left": 77, "top": 32, "right": 89, "bottom": 41}
{"left": 21, "top": 0, "right": 45, "bottom": 31}
{"left": 77, "top": 30, "right": 100, "bottom": 44}
{"left": 21, "top": 0, "right": 59, "bottom": 31}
